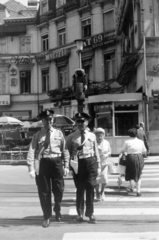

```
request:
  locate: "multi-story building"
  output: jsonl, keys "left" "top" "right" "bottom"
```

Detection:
{"left": 116, "top": 0, "right": 159, "bottom": 154}
{"left": 0, "top": 0, "right": 159, "bottom": 154}
{"left": 0, "top": 0, "right": 37, "bottom": 120}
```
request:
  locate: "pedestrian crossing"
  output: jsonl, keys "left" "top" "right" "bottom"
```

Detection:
{"left": 61, "top": 163, "right": 159, "bottom": 240}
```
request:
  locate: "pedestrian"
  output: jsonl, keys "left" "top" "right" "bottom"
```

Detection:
{"left": 66, "top": 112, "right": 101, "bottom": 223}
{"left": 27, "top": 109, "right": 69, "bottom": 228}
{"left": 120, "top": 128, "right": 147, "bottom": 196}
{"left": 135, "top": 123, "right": 149, "bottom": 157}
{"left": 95, "top": 128, "right": 111, "bottom": 201}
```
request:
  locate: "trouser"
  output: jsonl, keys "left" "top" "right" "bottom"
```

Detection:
{"left": 76, "top": 156, "right": 97, "bottom": 217}
{"left": 35, "top": 157, "right": 64, "bottom": 220}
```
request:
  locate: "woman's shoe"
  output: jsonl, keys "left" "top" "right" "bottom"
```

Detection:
{"left": 126, "top": 187, "right": 134, "bottom": 192}
{"left": 137, "top": 192, "right": 141, "bottom": 197}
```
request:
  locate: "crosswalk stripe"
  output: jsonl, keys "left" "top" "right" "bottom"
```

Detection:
{"left": 63, "top": 232, "right": 159, "bottom": 240}
{"left": 107, "top": 177, "right": 159, "bottom": 181}
{"left": 108, "top": 173, "right": 159, "bottom": 177}
{"left": 97, "top": 197, "right": 159, "bottom": 202}
{"left": 104, "top": 187, "right": 159, "bottom": 192}
{"left": 69, "top": 208, "right": 159, "bottom": 215}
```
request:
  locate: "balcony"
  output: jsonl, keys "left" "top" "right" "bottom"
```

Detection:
{"left": 116, "top": 53, "right": 143, "bottom": 86}
{"left": 64, "top": 0, "right": 78, "bottom": 12}
{"left": 48, "top": 79, "right": 120, "bottom": 102}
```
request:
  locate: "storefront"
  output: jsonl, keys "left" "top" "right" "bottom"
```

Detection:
{"left": 88, "top": 93, "right": 143, "bottom": 154}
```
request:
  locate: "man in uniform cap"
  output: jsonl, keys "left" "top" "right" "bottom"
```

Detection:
{"left": 66, "top": 112, "right": 101, "bottom": 223}
{"left": 27, "top": 109, "right": 69, "bottom": 228}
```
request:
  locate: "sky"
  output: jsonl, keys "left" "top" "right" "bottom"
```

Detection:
{"left": 0, "top": 0, "right": 28, "bottom": 6}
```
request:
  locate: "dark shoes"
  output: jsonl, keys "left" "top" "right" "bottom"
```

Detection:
{"left": 137, "top": 192, "right": 141, "bottom": 197}
{"left": 56, "top": 212, "right": 62, "bottom": 222}
{"left": 76, "top": 215, "right": 83, "bottom": 222}
{"left": 42, "top": 219, "right": 50, "bottom": 228}
{"left": 89, "top": 214, "right": 96, "bottom": 223}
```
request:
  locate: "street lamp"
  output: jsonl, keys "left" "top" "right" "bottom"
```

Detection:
{"left": 74, "top": 39, "right": 87, "bottom": 113}
{"left": 74, "top": 39, "right": 84, "bottom": 69}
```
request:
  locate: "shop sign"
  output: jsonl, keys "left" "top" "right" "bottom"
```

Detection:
{"left": 0, "top": 55, "right": 34, "bottom": 65}
{"left": 83, "top": 31, "right": 116, "bottom": 49}
{"left": 0, "top": 95, "right": 10, "bottom": 105}
{"left": 45, "top": 48, "right": 71, "bottom": 61}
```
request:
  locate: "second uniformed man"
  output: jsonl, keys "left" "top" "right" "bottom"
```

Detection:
{"left": 66, "top": 112, "right": 101, "bottom": 223}
{"left": 27, "top": 109, "right": 69, "bottom": 228}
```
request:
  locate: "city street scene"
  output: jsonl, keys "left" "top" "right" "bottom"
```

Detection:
{"left": 0, "top": 0, "right": 159, "bottom": 239}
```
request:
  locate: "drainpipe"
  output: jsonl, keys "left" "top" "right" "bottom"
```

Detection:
{"left": 143, "top": 34, "right": 149, "bottom": 139}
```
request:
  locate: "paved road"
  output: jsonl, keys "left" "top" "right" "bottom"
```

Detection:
{"left": 0, "top": 158, "right": 159, "bottom": 240}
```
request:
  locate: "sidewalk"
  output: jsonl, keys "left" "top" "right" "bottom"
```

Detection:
{"left": 0, "top": 155, "right": 159, "bottom": 165}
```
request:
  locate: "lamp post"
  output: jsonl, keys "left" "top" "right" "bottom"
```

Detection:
{"left": 74, "top": 39, "right": 87, "bottom": 113}
{"left": 74, "top": 39, "right": 84, "bottom": 69}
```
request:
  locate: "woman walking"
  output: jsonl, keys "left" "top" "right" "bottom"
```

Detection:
{"left": 120, "top": 128, "right": 147, "bottom": 196}
{"left": 95, "top": 128, "right": 111, "bottom": 201}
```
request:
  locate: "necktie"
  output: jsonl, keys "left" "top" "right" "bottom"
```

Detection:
{"left": 44, "top": 129, "right": 51, "bottom": 149}
{"left": 81, "top": 131, "right": 85, "bottom": 144}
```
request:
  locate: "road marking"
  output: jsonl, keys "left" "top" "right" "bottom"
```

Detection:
{"left": 100, "top": 197, "right": 159, "bottom": 202}
{"left": 108, "top": 177, "right": 159, "bottom": 182}
{"left": 63, "top": 232, "right": 159, "bottom": 240}
{"left": 69, "top": 208, "right": 159, "bottom": 215}
{"left": 104, "top": 187, "right": 159, "bottom": 192}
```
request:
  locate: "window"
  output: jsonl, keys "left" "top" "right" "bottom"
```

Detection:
{"left": 58, "top": 66, "right": 67, "bottom": 89}
{"left": 20, "top": 71, "right": 31, "bottom": 94}
{"left": 58, "top": 28, "right": 66, "bottom": 46}
{"left": 20, "top": 36, "right": 31, "bottom": 53}
{"left": 42, "top": 69, "right": 49, "bottom": 93}
{"left": 41, "top": 0, "right": 48, "bottom": 14}
{"left": 56, "top": 0, "right": 66, "bottom": 8}
{"left": 42, "top": 34, "right": 49, "bottom": 51}
{"left": 104, "top": 53, "right": 115, "bottom": 81}
{"left": 103, "top": 10, "right": 114, "bottom": 32}
{"left": 0, "top": 38, "right": 6, "bottom": 54}
{"left": 95, "top": 104, "right": 113, "bottom": 136}
{"left": 115, "top": 103, "right": 139, "bottom": 136}
{"left": 82, "top": 18, "right": 91, "bottom": 38}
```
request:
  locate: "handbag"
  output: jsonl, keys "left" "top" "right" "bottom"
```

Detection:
{"left": 119, "top": 154, "right": 126, "bottom": 166}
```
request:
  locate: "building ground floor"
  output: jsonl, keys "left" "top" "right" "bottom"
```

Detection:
{"left": 1, "top": 92, "right": 158, "bottom": 154}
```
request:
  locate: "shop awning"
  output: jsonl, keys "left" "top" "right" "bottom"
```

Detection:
{"left": 88, "top": 93, "right": 143, "bottom": 104}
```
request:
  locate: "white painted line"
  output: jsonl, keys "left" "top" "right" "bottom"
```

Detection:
{"left": 143, "top": 169, "right": 159, "bottom": 172}
{"left": 101, "top": 197, "right": 159, "bottom": 202}
{"left": 104, "top": 187, "right": 159, "bottom": 192}
{"left": 108, "top": 177, "right": 159, "bottom": 182}
{"left": 63, "top": 232, "right": 159, "bottom": 240}
{"left": 69, "top": 208, "right": 159, "bottom": 215}
{"left": 108, "top": 173, "right": 159, "bottom": 178}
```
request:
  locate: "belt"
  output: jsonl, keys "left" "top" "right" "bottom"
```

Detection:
{"left": 78, "top": 154, "right": 94, "bottom": 159}
{"left": 42, "top": 154, "right": 61, "bottom": 158}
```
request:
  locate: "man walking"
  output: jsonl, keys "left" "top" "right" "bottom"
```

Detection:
{"left": 66, "top": 112, "right": 101, "bottom": 223}
{"left": 27, "top": 109, "right": 69, "bottom": 228}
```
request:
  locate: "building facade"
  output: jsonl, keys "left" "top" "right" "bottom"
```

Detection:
{"left": 0, "top": 0, "right": 159, "bottom": 154}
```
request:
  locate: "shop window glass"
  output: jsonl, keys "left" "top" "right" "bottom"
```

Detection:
{"left": 115, "top": 104, "right": 139, "bottom": 136}
{"left": 96, "top": 104, "right": 113, "bottom": 136}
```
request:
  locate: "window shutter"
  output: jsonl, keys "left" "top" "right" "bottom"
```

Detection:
{"left": 104, "top": 10, "right": 114, "bottom": 32}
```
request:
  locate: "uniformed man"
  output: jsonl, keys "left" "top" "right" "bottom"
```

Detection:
{"left": 66, "top": 112, "right": 101, "bottom": 223}
{"left": 27, "top": 109, "right": 69, "bottom": 228}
